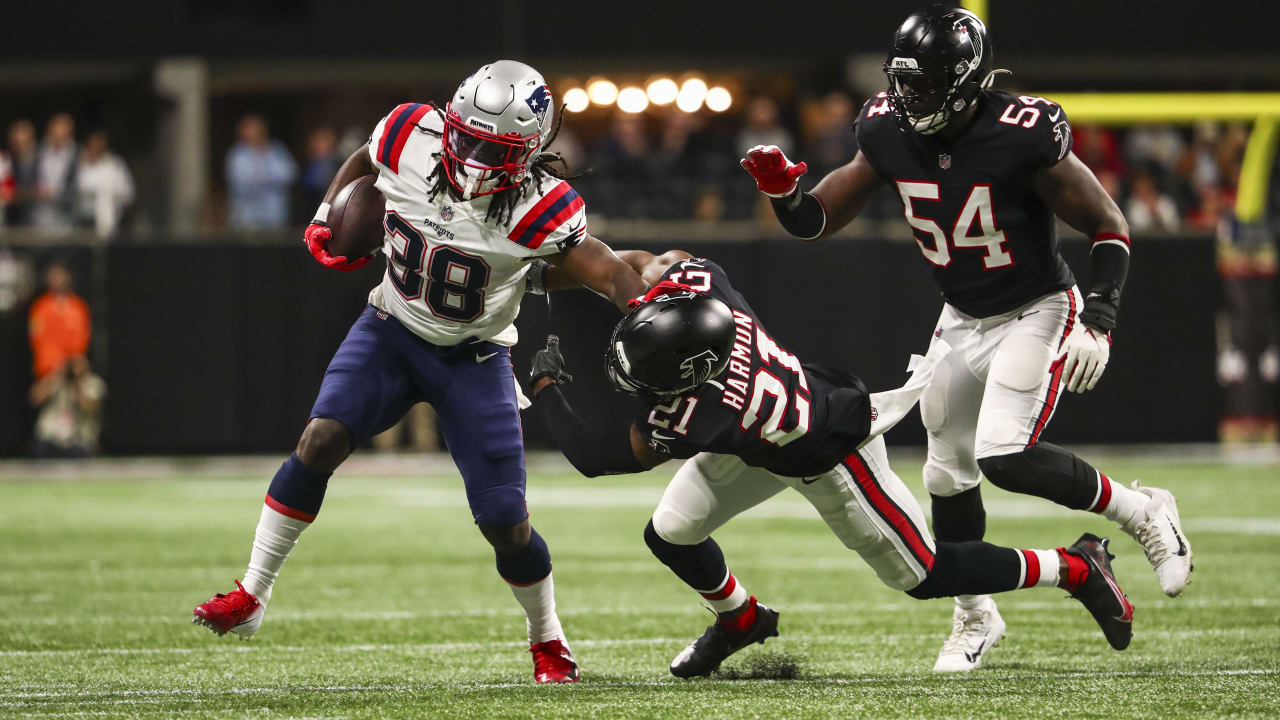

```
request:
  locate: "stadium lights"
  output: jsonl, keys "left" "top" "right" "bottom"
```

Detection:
{"left": 563, "top": 88, "right": 590, "bottom": 113}
{"left": 617, "top": 86, "right": 649, "bottom": 114}
{"left": 646, "top": 77, "right": 678, "bottom": 106}
{"left": 676, "top": 77, "right": 707, "bottom": 113}
{"left": 587, "top": 78, "right": 619, "bottom": 106}
{"left": 705, "top": 86, "right": 732, "bottom": 112}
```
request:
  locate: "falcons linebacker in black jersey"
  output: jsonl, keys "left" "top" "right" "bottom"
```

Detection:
{"left": 740, "top": 4, "right": 1191, "bottom": 672}
{"left": 528, "top": 250, "right": 1133, "bottom": 678}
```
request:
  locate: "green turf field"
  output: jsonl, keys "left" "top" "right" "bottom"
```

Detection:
{"left": 1, "top": 454, "right": 1277, "bottom": 718}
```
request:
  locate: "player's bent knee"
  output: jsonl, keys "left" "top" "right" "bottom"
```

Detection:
{"left": 923, "top": 462, "right": 977, "bottom": 497}
{"left": 470, "top": 486, "right": 529, "bottom": 529}
{"left": 296, "top": 418, "right": 351, "bottom": 473}
{"left": 976, "top": 451, "right": 1026, "bottom": 491}
{"left": 480, "top": 519, "right": 531, "bottom": 555}
{"left": 650, "top": 507, "right": 708, "bottom": 546}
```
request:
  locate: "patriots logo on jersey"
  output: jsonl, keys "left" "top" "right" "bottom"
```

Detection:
{"left": 526, "top": 85, "right": 552, "bottom": 124}
{"left": 679, "top": 349, "right": 720, "bottom": 386}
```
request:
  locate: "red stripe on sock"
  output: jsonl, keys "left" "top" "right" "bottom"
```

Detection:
{"left": 1020, "top": 549, "right": 1040, "bottom": 588}
{"left": 701, "top": 573, "right": 737, "bottom": 601}
{"left": 1092, "top": 474, "right": 1113, "bottom": 513}
{"left": 719, "top": 596, "right": 758, "bottom": 633}
{"left": 264, "top": 494, "right": 316, "bottom": 523}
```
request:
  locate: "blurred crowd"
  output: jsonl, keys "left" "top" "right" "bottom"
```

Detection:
{"left": 1073, "top": 122, "right": 1249, "bottom": 233}
{"left": 0, "top": 115, "right": 135, "bottom": 238}
{"left": 0, "top": 101, "right": 1254, "bottom": 239}
{"left": 253, "top": 94, "right": 1250, "bottom": 232}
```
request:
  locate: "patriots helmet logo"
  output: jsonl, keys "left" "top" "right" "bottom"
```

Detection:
{"left": 525, "top": 85, "right": 552, "bottom": 124}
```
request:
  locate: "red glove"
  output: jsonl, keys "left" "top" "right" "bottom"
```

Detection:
{"left": 304, "top": 223, "right": 376, "bottom": 272}
{"left": 627, "top": 279, "right": 696, "bottom": 309}
{"left": 740, "top": 144, "right": 808, "bottom": 198}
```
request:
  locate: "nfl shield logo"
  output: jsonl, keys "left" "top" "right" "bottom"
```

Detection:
{"left": 939, "top": 153, "right": 952, "bottom": 170}
{"left": 441, "top": 205, "right": 454, "bottom": 221}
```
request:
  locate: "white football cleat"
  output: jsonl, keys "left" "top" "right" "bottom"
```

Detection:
{"left": 1122, "top": 481, "right": 1193, "bottom": 596}
{"left": 933, "top": 596, "right": 1006, "bottom": 672}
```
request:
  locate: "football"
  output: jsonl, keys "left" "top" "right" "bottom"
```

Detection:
{"left": 326, "top": 174, "right": 386, "bottom": 261}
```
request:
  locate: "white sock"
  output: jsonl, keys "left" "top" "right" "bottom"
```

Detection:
{"left": 699, "top": 572, "right": 749, "bottom": 614}
{"left": 955, "top": 594, "right": 988, "bottom": 611}
{"left": 1093, "top": 472, "right": 1147, "bottom": 527}
{"left": 1019, "top": 549, "right": 1062, "bottom": 588}
{"left": 508, "top": 571, "right": 564, "bottom": 644}
{"left": 241, "top": 504, "right": 311, "bottom": 606}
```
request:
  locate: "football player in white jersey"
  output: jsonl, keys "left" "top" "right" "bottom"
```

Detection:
{"left": 192, "top": 60, "right": 648, "bottom": 684}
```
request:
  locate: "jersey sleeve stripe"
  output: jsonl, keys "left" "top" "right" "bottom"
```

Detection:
{"left": 507, "top": 181, "right": 570, "bottom": 243}
{"left": 507, "top": 182, "right": 585, "bottom": 249}
{"left": 378, "top": 103, "right": 432, "bottom": 174}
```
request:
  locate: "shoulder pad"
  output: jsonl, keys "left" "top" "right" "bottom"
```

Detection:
{"left": 373, "top": 103, "right": 435, "bottom": 174}
{"left": 506, "top": 180, "right": 585, "bottom": 251}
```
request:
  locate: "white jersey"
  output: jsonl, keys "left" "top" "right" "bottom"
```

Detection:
{"left": 365, "top": 103, "right": 586, "bottom": 347}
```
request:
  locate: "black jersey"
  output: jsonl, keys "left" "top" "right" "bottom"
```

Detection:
{"left": 634, "top": 259, "right": 871, "bottom": 477}
{"left": 856, "top": 89, "right": 1076, "bottom": 318}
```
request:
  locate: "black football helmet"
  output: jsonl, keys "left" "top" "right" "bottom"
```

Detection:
{"left": 883, "top": 4, "right": 997, "bottom": 135}
{"left": 606, "top": 292, "right": 737, "bottom": 397}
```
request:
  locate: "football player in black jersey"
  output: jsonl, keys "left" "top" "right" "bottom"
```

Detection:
{"left": 529, "top": 249, "right": 1133, "bottom": 678}
{"left": 740, "top": 3, "right": 1191, "bottom": 672}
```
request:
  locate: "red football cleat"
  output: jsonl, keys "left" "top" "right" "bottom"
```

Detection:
{"left": 530, "top": 638, "right": 580, "bottom": 683}
{"left": 191, "top": 579, "right": 264, "bottom": 639}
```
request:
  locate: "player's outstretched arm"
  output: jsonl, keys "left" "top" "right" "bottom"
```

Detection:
{"left": 809, "top": 151, "right": 885, "bottom": 239}
{"left": 741, "top": 145, "right": 883, "bottom": 241}
{"left": 528, "top": 336, "right": 666, "bottom": 477}
{"left": 1034, "top": 151, "right": 1131, "bottom": 392}
{"left": 547, "top": 234, "right": 649, "bottom": 312}
{"left": 304, "top": 144, "right": 377, "bottom": 271}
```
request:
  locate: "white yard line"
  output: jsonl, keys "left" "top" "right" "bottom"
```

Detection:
{"left": 0, "top": 595, "right": 1274, "bottom": 627}
{"left": 3, "top": 627, "right": 1276, "bottom": 659}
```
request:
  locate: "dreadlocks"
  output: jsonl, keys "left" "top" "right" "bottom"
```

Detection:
{"left": 421, "top": 103, "right": 588, "bottom": 227}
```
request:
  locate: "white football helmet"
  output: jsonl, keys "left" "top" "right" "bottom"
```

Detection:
{"left": 443, "top": 59, "right": 554, "bottom": 198}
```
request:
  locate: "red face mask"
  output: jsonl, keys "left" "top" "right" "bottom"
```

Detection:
{"left": 442, "top": 107, "right": 541, "bottom": 197}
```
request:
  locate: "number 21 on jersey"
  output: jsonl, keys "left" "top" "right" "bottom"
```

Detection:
{"left": 895, "top": 182, "right": 1012, "bottom": 270}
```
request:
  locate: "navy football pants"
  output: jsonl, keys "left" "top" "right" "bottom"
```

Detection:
{"left": 309, "top": 306, "right": 528, "bottom": 527}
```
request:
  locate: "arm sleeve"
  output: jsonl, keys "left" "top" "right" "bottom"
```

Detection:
{"left": 534, "top": 384, "right": 645, "bottom": 477}
{"left": 769, "top": 190, "right": 827, "bottom": 240}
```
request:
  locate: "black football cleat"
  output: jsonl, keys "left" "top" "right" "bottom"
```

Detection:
{"left": 669, "top": 598, "right": 780, "bottom": 678}
{"left": 1064, "top": 533, "right": 1134, "bottom": 650}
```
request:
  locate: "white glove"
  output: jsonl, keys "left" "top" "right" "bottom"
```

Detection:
{"left": 1061, "top": 326, "right": 1110, "bottom": 393}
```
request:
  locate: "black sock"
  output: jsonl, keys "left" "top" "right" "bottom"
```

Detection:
{"left": 977, "top": 443, "right": 1102, "bottom": 511}
{"left": 494, "top": 527, "right": 552, "bottom": 585}
{"left": 907, "top": 541, "right": 1023, "bottom": 599}
{"left": 930, "top": 486, "right": 986, "bottom": 543}
{"left": 644, "top": 519, "right": 728, "bottom": 592}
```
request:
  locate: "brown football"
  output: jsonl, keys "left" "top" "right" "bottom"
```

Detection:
{"left": 326, "top": 174, "right": 386, "bottom": 261}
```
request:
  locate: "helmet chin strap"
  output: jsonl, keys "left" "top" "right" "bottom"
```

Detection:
{"left": 981, "top": 68, "right": 1012, "bottom": 89}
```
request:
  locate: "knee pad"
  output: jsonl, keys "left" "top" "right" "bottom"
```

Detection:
{"left": 469, "top": 486, "right": 529, "bottom": 527}
{"left": 923, "top": 461, "right": 978, "bottom": 497}
{"left": 650, "top": 505, "right": 707, "bottom": 546}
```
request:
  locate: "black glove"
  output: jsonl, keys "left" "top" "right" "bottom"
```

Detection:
{"left": 530, "top": 335, "right": 573, "bottom": 388}
{"left": 1079, "top": 287, "right": 1120, "bottom": 334}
